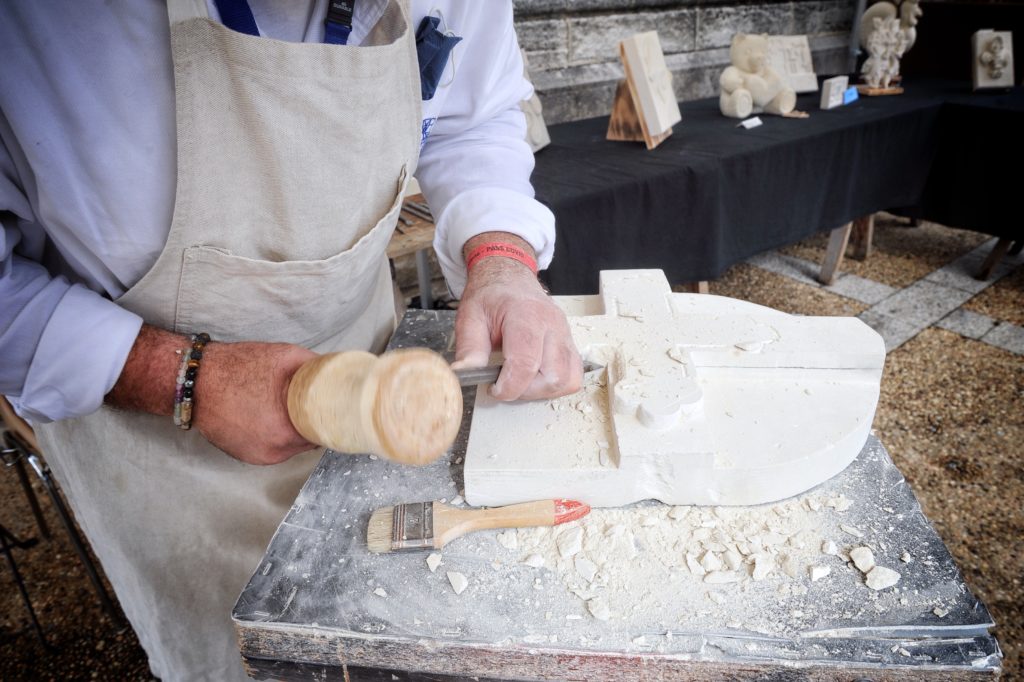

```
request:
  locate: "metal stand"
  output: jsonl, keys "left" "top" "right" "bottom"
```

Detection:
{"left": 0, "top": 522, "right": 49, "bottom": 648}
{"left": 2, "top": 431, "right": 120, "bottom": 622}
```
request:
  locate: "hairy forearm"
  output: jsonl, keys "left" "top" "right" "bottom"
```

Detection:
{"left": 105, "top": 323, "right": 187, "bottom": 415}
{"left": 103, "top": 323, "right": 317, "bottom": 465}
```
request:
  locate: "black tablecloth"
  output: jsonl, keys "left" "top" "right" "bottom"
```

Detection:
{"left": 531, "top": 79, "right": 1024, "bottom": 294}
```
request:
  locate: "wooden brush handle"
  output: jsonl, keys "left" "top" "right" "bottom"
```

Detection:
{"left": 286, "top": 349, "right": 463, "bottom": 466}
{"left": 434, "top": 499, "right": 590, "bottom": 548}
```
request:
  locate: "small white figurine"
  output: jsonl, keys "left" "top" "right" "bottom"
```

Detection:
{"left": 861, "top": 16, "right": 910, "bottom": 89}
{"left": 718, "top": 33, "right": 797, "bottom": 119}
{"left": 858, "top": 0, "right": 922, "bottom": 90}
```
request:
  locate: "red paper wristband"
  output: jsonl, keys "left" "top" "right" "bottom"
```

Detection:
{"left": 465, "top": 242, "right": 538, "bottom": 275}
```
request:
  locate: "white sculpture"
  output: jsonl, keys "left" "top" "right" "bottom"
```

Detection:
{"left": 858, "top": 0, "right": 922, "bottom": 90}
{"left": 765, "top": 35, "right": 819, "bottom": 93}
{"left": 972, "top": 30, "right": 1015, "bottom": 90}
{"left": 463, "top": 270, "right": 886, "bottom": 508}
{"left": 820, "top": 75, "right": 849, "bottom": 110}
{"left": 719, "top": 34, "right": 797, "bottom": 119}
{"left": 861, "top": 16, "right": 910, "bottom": 89}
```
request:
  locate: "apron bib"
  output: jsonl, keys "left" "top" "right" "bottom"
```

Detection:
{"left": 35, "top": 2, "right": 421, "bottom": 680}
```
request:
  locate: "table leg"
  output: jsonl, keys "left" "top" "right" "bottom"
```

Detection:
{"left": 819, "top": 222, "right": 852, "bottom": 285}
{"left": 976, "top": 237, "right": 1013, "bottom": 280}
{"left": 680, "top": 281, "right": 709, "bottom": 294}
{"left": 415, "top": 249, "right": 434, "bottom": 311}
{"left": 849, "top": 214, "right": 875, "bottom": 261}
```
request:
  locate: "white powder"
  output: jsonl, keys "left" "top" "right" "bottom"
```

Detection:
{"left": 512, "top": 493, "right": 897, "bottom": 633}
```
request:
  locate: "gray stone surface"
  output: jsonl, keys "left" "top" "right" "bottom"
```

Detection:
{"left": 858, "top": 309, "right": 925, "bottom": 352}
{"left": 980, "top": 322, "right": 1024, "bottom": 356}
{"left": 923, "top": 240, "right": 999, "bottom": 294}
{"left": 567, "top": 10, "right": 696, "bottom": 65}
{"left": 515, "top": 0, "right": 686, "bottom": 15}
{"left": 517, "top": 17, "right": 570, "bottom": 71}
{"left": 793, "top": 0, "right": 855, "bottom": 35}
{"left": 826, "top": 273, "right": 898, "bottom": 305}
{"left": 515, "top": 1, "right": 853, "bottom": 122}
{"left": 866, "top": 280, "right": 974, "bottom": 328}
{"left": 935, "top": 309, "right": 1000, "bottom": 340}
{"left": 746, "top": 251, "right": 822, "bottom": 287}
{"left": 696, "top": 4, "right": 797, "bottom": 50}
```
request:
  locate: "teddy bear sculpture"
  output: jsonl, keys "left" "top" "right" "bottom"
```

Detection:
{"left": 719, "top": 33, "right": 797, "bottom": 119}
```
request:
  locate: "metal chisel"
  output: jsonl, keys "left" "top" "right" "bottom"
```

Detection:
{"left": 453, "top": 359, "right": 604, "bottom": 387}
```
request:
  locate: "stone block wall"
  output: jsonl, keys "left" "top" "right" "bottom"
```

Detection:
{"left": 513, "top": 0, "right": 856, "bottom": 123}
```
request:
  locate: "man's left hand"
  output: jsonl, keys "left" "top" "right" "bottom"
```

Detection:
{"left": 453, "top": 234, "right": 582, "bottom": 401}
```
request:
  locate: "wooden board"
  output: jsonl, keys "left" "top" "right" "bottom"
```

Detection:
{"left": 464, "top": 269, "right": 885, "bottom": 508}
{"left": 856, "top": 85, "right": 905, "bottom": 96}
{"left": 607, "top": 32, "right": 680, "bottom": 150}
{"left": 233, "top": 311, "right": 1000, "bottom": 681}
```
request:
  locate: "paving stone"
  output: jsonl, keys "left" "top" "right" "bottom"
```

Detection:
{"left": 746, "top": 251, "right": 821, "bottom": 287}
{"left": 857, "top": 310, "right": 925, "bottom": 352}
{"left": 567, "top": 10, "right": 696, "bottom": 66}
{"left": 826, "top": 274, "right": 897, "bottom": 305}
{"left": 866, "top": 279, "right": 974, "bottom": 328}
{"left": 923, "top": 239, "right": 999, "bottom": 294}
{"left": 980, "top": 322, "right": 1024, "bottom": 356}
{"left": 935, "top": 309, "right": 1000, "bottom": 340}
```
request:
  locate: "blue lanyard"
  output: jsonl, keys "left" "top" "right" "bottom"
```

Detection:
{"left": 212, "top": 0, "right": 354, "bottom": 45}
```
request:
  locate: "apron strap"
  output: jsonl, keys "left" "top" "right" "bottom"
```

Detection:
{"left": 167, "top": 0, "right": 210, "bottom": 25}
{"left": 212, "top": 0, "right": 259, "bottom": 36}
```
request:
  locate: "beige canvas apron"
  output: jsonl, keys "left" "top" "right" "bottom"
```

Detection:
{"left": 35, "top": 2, "right": 421, "bottom": 680}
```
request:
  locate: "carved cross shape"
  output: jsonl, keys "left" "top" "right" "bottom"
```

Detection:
{"left": 465, "top": 270, "right": 885, "bottom": 508}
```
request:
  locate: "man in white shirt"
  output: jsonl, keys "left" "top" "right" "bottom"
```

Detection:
{"left": 0, "top": 2, "right": 580, "bottom": 680}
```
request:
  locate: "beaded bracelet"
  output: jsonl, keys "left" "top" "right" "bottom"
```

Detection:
{"left": 465, "top": 241, "right": 538, "bottom": 275}
{"left": 173, "top": 332, "right": 210, "bottom": 431}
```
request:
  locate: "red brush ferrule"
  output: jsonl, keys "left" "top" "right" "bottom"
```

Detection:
{"left": 553, "top": 499, "right": 591, "bottom": 525}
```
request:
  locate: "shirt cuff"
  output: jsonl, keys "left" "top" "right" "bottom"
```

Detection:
{"left": 434, "top": 187, "right": 556, "bottom": 298}
{"left": 14, "top": 285, "right": 143, "bottom": 423}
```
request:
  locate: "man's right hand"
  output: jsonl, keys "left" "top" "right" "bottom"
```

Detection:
{"left": 106, "top": 324, "right": 317, "bottom": 465}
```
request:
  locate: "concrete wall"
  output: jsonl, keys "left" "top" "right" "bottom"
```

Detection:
{"left": 513, "top": 0, "right": 856, "bottom": 123}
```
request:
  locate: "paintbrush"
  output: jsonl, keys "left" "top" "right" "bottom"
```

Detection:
{"left": 367, "top": 499, "right": 590, "bottom": 553}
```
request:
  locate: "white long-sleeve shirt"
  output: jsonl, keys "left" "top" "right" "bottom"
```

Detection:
{"left": 0, "top": 1, "right": 555, "bottom": 423}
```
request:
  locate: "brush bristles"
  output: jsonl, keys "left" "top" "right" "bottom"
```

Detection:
{"left": 366, "top": 506, "right": 395, "bottom": 553}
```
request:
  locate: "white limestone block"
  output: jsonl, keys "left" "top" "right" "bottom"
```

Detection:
{"left": 464, "top": 269, "right": 886, "bottom": 508}
{"left": 809, "top": 565, "right": 831, "bottom": 582}
{"left": 523, "top": 554, "right": 545, "bottom": 568}
{"left": 865, "top": 566, "right": 901, "bottom": 590}
{"left": 447, "top": 572, "right": 469, "bottom": 595}
{"left": 556, "top": 527, "right": 584, "bottom": 558}
{"left": 972, "top": 30, "right": 1014, "bottom": 90}
{"left": 850, "top": 546, "right": 876, "bottom": 573}
{"left": 587, "top": 598, "right": 611, "bottom": 621}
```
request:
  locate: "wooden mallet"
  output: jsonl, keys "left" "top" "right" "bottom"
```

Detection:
{"left": 286, "top": 348, "right": 463, "bottom": 466}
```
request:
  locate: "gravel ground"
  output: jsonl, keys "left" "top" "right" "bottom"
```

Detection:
{"left": 2, "top": 220, "right": 1021, "bottom": 680}
{"left": 779, "top": 215, "right": 990, "bottom": 289}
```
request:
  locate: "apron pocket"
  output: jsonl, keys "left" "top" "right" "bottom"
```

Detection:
{"left": 174, "top": 167, "right": 410, "bottom": 348}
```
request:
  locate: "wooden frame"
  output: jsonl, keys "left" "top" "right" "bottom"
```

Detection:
{"left": 607, "top": 32, "right": 681, "bottom": 150}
